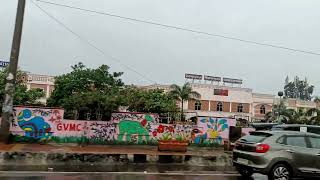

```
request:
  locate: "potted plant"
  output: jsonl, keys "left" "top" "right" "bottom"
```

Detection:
{"left": 158, "top": 133, "right": 189, "bottom": 152}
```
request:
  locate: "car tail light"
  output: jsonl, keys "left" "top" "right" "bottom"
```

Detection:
{"left": 256, "top": 144, "right": 270, "bottom": 153}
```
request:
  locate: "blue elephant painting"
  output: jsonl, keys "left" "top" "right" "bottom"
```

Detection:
{"left": 17, "top": 109, "right": 52, "bottom": 140}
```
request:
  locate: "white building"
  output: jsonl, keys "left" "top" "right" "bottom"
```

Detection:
{"left": 141, "top": 83, "right": 318, "bottom": 123}
{"left": 22, "top": 73, "right": 55, "bottom": 104}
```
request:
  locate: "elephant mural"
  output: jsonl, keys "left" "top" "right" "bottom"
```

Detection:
{"left": 118, "top": 114, "right": 154, "bottom": 143}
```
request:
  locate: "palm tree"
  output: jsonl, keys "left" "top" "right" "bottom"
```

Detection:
{"left": 169, "top": 83, "right": 200, "bottom": 120}
{"left": 288, "top": 108, "right": 308, "bottom": 124}
{"left": 265, "top": 100, "right": 290, "bottom": 123}
{"left": 314, "top": 96, "right": 320, "bottom": 104}
{"left": 306, "top": 108, "right": 320, "bottom": 125}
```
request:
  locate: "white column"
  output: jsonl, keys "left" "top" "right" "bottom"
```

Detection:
{"left": 26, "top": 83, "right": 31, "bottom": 91}
{"left": 46, "top": 85, "right": 50, "bottom": 98}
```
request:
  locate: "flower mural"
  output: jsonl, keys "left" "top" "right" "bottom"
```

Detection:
{"left": 157, "top": 125, "right": 165, "bottom": 133}
{"left": 193, "top": 117, "right": 235, "bottom": 145}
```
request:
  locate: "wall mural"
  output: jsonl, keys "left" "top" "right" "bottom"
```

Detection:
{"left": 193, "top": 117, "right": 236, "bottom": 145}
{"left": 17, "top": 109, "right": 53, "bottom": 141}
{"left": 150, "top": 124, "right": 195, "bottom": 142}
{"left": 10, "top": 107, "right": 244, "bottom": 145}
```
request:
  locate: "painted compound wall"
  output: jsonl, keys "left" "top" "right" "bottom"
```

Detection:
{"left": 10, "top": 107, "right": 240, "bottom": 145}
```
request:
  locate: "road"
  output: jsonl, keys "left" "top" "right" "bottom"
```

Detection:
{"left": 0, "top": 172, "right": 267, "bottom": 180}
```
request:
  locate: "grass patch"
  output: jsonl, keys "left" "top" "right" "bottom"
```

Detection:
{"left": 51, "top": 136, "right": 83, "bottom": 144}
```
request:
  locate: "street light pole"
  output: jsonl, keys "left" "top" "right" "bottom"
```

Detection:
{"left": 277, "top": 91, "right": 284, "bottom": 123}
{"left": 0, "top": 0, "right": 26, "bottom": 143}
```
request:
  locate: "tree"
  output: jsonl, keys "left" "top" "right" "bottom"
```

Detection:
{"left": 265, "top": 101, "right": 291, "bottom": 123}
{"left": 122, "top": 87, "right": 177, "bottom": 114}
{"left": 306, "top": 108, "right": 320, "bottom": 125}
{"left": 266, "top": 103, "right": 320, "bottom": 125}
{"left": 47, "top": 62, "right": 124, "bottom": 120}
{"left": 0, "top": 69, "right": 45, "bottom": 108}
{"left": 169, "top": 83, "right": 200, "bottom": 119}
{"left": 314, "top": 96, "right": 320, "bottom": 104}
{"left": 284, "top": 76, "right": 314, "bottom": 101}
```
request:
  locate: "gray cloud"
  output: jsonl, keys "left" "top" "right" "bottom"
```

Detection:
{"left": 1, "top": 0, "right": 320, "bottom": 95}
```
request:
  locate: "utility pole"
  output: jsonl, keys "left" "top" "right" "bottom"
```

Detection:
{"left": 0, "top": 0, "right": 26, "bottom": 143}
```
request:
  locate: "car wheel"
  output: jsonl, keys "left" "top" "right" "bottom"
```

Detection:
{"left": 237, "top": 167, "right": 253, "bottom": 177}
{"left": 268, "top": 164, "right": 291, "bottom": 180}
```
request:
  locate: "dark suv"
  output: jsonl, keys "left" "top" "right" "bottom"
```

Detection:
{"left": 233, "top": 131, "right": 320, "bottom": 180}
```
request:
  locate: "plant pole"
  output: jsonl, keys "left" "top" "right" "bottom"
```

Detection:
{"left": 0, "top": 0, "right": 26, "bottom": 143}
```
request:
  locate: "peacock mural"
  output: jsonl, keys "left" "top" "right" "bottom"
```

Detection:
{"left": 17, "top": 109, "right": 52, "bottom": 141}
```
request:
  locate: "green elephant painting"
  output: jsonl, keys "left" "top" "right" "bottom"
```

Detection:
{"left": 118, "top": 114, "right": 154, "bottom": 143}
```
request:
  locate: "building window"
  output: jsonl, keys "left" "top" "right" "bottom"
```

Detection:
{"left": 195, "top": 100, "right": 202, "bottom": 111}
{"left": 237, "top": 103, "right": 243, "bottom": 113}
{"left": 260, "top": 105, "right": 266, "bottom": 114}
{"left": 217, "top": 102, "right": 223, "bottom": 111}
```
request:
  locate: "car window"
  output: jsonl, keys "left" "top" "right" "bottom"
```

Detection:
{"left": 284, "top": 126, "right": 300, "bottom": 131}
{"left": 272, "top": 127, "right": 283, "bottom": 131}
{"left": 239, "top": 132, "right": 272, "bottom": 143}
{"left": 308, "top": 127, "right": 320, "bottom": 135}
{"left": 277, "top": 136, "right": 285, "bottom": 144}
{"left": 309, "top": 136, "right": 320, "bottom": 149}
{"left": 286, "top": 136, "right": 307, "bottom": 148}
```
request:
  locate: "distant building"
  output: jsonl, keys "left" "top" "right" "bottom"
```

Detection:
{"left": 140, "top": 83, "right": 318, "bottom": 123}
{"left": 22, "top": 73, "right": 55, "bottom": 104}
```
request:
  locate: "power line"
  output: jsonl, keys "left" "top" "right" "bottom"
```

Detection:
{"left": 30, "top": 0, "right": 157, "bottom": 84}
{"left": 35, "top": 0, "right": 320, "bottom": 56}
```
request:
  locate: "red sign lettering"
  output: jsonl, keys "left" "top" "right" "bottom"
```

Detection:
{"left": 57, "top": 123, "right": 62, "bottom": 131}
{"left": 63, "top": 124, "right": 69, "bottom": 130}
{"left": 77, "top": 124, "right": 81, "bottom": 131}
{"left": 56, "top": 123, "right": 82, "bottom": 131}
{"left": 69, "top": 124, "right": 76, "bottom": 131}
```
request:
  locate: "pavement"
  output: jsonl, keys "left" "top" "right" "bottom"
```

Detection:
{"left": 0, "top": 144, "right": 225, "bottom": 156}
{"left": 0, "top": 144, "right": 269, "bottom": 180}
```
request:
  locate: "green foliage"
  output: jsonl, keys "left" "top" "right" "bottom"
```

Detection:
{"left": 47, "top": 62, "right": 180, "bottom": 120}
{"left": 314, "top": 97, "right": 320, "bottom": 103}
{"left": 51, "top": 136, "right": 83, "bottom": 144}
{"left": 175, "top": 133, "right": 187, "bottom": 142}
{"left": 88, "top": 138, "right": 158, "bottom": 146}
{"left": 47, "top": 62, "right": 124, "bottom": 120}
{"left": 169, "top": 83, "right": 200, "bottom": 119}
{"left": 284, "top": 76, "right": 314, "bottom": 101}
{"left": 265, "top": 101, "right": 320, "bottom": 125}
{"left": 159, "top": 132, "right": 173, "bottom": 141}
{"left": 0, "top": 69, "right": 45, "bottom": 108}
{"left": 189, "top": 142, "right": 222, "bottom": 148}
{"left": 122, "top": 87, "right": 177, "bottom": 114}
{"left": 169, "top": 83, "right": 201, "bottom": 102}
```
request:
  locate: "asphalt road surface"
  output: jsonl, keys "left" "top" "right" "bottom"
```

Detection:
{"left": 0, "top": 172, "right": 267, "bottom": 180}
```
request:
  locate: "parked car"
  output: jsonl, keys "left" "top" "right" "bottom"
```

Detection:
{"left": 272, "top": 124, "right": 320, "bottom": 135}
{"left": 249, "top": 123, "right": 279, "bottom": 131}
{"left": 233, "top": 131, "right": 320, "bottom": 180}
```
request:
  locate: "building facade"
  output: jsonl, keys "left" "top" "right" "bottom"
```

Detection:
{"left": 22, "top": 73, "right": 55, "bottom": 104}
{"left": 141, "top": 83, "right": 318, "bottom": 123}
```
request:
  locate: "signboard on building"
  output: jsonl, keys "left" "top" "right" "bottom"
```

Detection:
{"left": 204, "top": 75, "right": 221, "bottom": 82}
{"left": 0, "top": 60, "right": 9, "bottom": 68}
{"left": 185, "top": 73, "right": 202, "bottom": 80}
{"left": 223, "top": 78, "right": 243, "bottom": 84}
{"left": 214, "top": 89, "right": 229, "bottom": 96}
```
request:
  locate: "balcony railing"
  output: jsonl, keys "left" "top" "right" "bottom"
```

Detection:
{"left": 27, "top": 74, "right": 55, "bottom": 83}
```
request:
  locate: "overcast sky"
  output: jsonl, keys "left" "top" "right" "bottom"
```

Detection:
{"left": 1, "top": 0, "right": 320, "bottom": 95}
